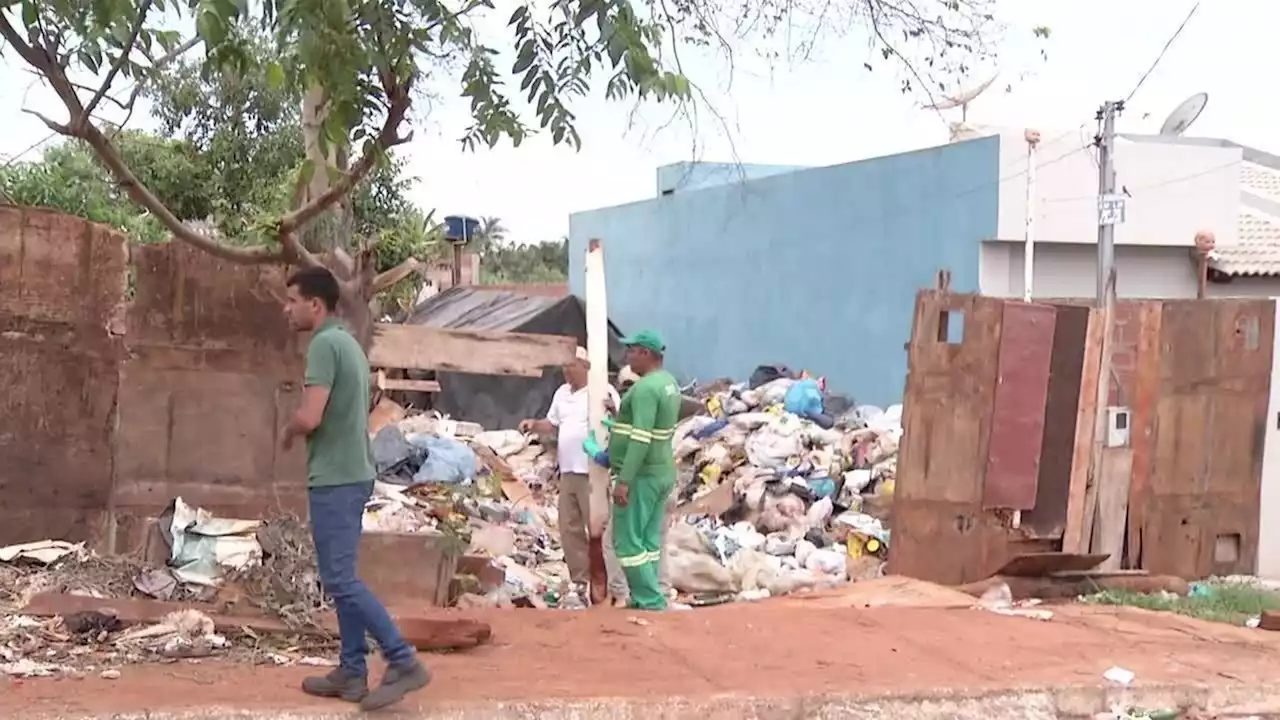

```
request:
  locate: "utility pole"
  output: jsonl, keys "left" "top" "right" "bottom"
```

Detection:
{"left": 1086, "top": 100, "right": 1123, "bottom": 554}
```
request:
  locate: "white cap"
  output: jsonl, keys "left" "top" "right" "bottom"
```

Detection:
{"left": 618, "top": 365, "right": 640, "bottom": 384}
{"left": 575, "top": 346, "right": 589, "bottom": 362}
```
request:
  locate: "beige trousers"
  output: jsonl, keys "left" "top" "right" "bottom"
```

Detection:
{"left": 559, "top": 472, "right": 624, "bottom": 588}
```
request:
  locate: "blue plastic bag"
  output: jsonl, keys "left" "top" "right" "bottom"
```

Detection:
{"left": 783, "top": 378, "right": 824, "bottom": 417}
{"left": 407, "top": 434, "right": 477, "bottom": 485}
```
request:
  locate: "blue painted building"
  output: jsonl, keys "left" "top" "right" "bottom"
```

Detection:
{"left": 568, "top": 137, "right": 1000, "bottom": 405}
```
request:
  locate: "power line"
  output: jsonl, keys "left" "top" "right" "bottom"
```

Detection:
{"left": 1124, "top": 1, "right": 1201, "bottom": 104}
{"left": 1041, "top": 156, "right": 1243, "bottom": 204}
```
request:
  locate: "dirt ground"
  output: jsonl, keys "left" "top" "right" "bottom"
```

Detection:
{"left": 5, "top": 602, "right": 1280, "bottom": 716}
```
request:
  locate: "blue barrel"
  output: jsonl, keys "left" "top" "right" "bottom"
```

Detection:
{"left": 444, "top": 215, "right": 480, "bottom": 243}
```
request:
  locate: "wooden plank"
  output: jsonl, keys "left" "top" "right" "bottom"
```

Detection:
{"left": 21, "top": 592, "right": 491, "bottom": 651}
{"left": 983, "top": 301, "right": 1055, "bottom": 510}
{"left": 1092, "top": 446, "right": 1133, "bottom": 571}
{"left": 1023, "top": 304, "right": 1089, "bottom": 537}
{"left": 369, "top": 323, "right": 575, "bottom": 377}
{"left": 993, "top": 552, "right": 1107, "bottom": 577}
{"left": 1126, "top": 301, "right": 1163, "bottom": 569}
{"left": 585, "top": 238, "right": 611, "bottom": 538}
{"left": 375, "top": 370, "right": 441, "bottom": 393}
{"left": 1062, "top": 308, "right": 1103, "bottom": 554}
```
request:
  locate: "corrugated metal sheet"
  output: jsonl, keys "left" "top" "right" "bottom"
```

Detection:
{"left": 404, "top": 287, "right": 563, "bottom": 331}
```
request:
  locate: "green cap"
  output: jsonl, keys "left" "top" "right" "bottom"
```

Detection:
{"left": 619, "top": 329, "right": 666, "bottom": 354}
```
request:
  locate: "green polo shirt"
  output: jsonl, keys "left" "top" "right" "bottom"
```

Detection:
{"left": 303, "top": 318, "right": 376, "bottom": 487}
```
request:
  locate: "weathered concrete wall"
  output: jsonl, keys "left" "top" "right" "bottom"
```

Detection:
{"left": 0, "top": 207, "right": 308, "bottom": 550}
{"left": 0, "top": 206, "right": 129, "bottom": 545}
{"left": 111, "top": 243, "right": 306, "bottom": 552}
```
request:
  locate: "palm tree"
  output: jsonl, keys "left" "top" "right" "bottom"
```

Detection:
{"left": 475, "top": 216, "right": 507, "bottom": 255}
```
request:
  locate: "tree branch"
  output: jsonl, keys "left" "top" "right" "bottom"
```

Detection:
{"left": 0, "top": 14, "right": 284, "bottom": 265}
{"left": 370, "top": 257, "right": 422, "bottom": 294}
{"left": 81, "top": 0, "right": 152, "bottom": 126}
{"left": 78, "top": 123, "right": 285, "bottom": 263}
{"left": 276, "top": 72, "right": 414, "bottom": 264}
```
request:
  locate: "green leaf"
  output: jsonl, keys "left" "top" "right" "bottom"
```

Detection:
{"left": 20, "top": 1, "right": 37, "bottom": 28}
{"left": 265, "top": 61, "right": 285, "bottom": 90}
{"left": 512, "top": 41, "right": 535, "bottom": 74}
{"left": 298, "top": 159, "right": 316, "bottom": 186}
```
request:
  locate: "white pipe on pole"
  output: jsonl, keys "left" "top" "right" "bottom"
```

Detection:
{"left": 1023, "top": 128, "right": 1042, "bottom": 302}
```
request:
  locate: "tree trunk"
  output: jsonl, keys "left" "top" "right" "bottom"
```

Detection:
{"left": 299, "top": 85, "right": 354, "bottom": 255}
{"left": 298, "top": 84, "right": 373, "bottom": 350}
{"left": 339, "top": 280, "right": 375, "bottom": 350}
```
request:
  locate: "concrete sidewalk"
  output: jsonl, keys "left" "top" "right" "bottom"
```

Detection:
{"left": 18, "top": 683, "right": 1280, "bottom": 720}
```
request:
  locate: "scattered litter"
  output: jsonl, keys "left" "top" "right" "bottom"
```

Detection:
{"left": 0, "top": 540, "right": 83, "bottom": 565}
{"left": 974, "top": 582, "right": 1055, "bottom": 621}
{"left": 1103, "top": 666, "right": 1136, "bottom": 685}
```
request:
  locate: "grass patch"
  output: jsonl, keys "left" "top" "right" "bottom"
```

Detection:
{"left": 1082, "top": 580, "right": 1280, "bottom": 626}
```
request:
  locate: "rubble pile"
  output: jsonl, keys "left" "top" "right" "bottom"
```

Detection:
{"left": 0, "top": 543, "right": 334, "bottom": 678}
{"left": 365, "top": 412, "right": 576, "bottom": 608}
{"left": 0, "top": 542, "right": 145, "bottom": 609}
{"left": 662, "top": 372, "right": 902, "bottom": 604}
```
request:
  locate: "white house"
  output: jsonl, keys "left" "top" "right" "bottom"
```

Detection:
{"left": 973, "top": 128, "right": 1280, "bottom": 300}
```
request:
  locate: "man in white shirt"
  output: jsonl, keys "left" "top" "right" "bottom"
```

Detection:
{"left": 520, "top": 347, "right": 620, "bottom": 601}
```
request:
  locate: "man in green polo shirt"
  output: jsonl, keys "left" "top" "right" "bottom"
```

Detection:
{"left": 280, "top": 266, "right": 429, "bottom": 711}
{"left": 608, "top": 329, "right": 681, "bottom": 610}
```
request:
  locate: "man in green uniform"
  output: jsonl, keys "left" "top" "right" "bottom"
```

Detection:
{"left": 280, "top": 266, "right": 429, "bottom": 711}
{"left": 608, "top": 330, "right": 682, "bottom": 611}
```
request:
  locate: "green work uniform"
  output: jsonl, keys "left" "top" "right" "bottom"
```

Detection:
{"left": 304, "top": 318, "right": 376, "bottom": 487}
{"left": 608, "top": 369, "right": 681, "bottom": 610}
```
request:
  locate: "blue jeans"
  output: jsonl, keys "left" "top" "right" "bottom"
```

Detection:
{"left": 308, "top": 481, "right": 415, "bottom": 675}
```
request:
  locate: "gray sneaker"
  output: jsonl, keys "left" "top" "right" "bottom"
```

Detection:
{"left": 359, "top": 660, "right": 431, "bottom": 711}
{"left": 301, "top": 667, "right": 368, "bottom": 702}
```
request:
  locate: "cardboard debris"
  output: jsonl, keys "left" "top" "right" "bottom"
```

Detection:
{"left": 0, "top": 540, "right": 83, "bottom": 565}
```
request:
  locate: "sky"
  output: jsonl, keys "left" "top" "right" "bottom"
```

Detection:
{"left": 0, "top": 0, "right": 1272, "bottom": 244}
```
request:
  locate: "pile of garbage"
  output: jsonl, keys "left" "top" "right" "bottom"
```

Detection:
{"left": 365, "top": 409, "right": 578, "bottom": 608}
{"left": 661, "top": 368, "right": 903, "bottom": 604}
{"left": 360, "top": 367, "right": 906, "bottom": 608}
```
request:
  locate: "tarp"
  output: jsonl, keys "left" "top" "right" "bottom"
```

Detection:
{"left": 402, "top": 287, "right": 626, "bottom": 430}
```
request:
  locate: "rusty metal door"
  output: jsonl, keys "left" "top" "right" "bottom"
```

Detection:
{"left": 1139, "top": 300, "right": 1273, "bottom": 578}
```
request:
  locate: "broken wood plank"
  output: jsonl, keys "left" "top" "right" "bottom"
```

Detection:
{"left": 375, "top": 370, "right": 441, "bottom": 393}
{"left": 472, "top": 444, "right": 541, "bottom": 515}
{"left": 956, "top": 573, "right": 1189, "bottom": 601}
{"left": 368, "top": 397, "right": 406, "bottom": 436}
{"left": 994, "top": 552, "right": 1107, "bottom": 578}
{"left": 1063, "top": 308, "right": 1104, "bottom": 554}
{"left": 1091, "top": 447, "right": 1134, "bottom": 571}
{"left": 1126, "top": 302, "right": 1163, "bottom": 569}
{"left": 369, "top": 323, "right": 575, "bottom": 377}
{"left": 21, "top": 592, "right": 491, "bottom": 651}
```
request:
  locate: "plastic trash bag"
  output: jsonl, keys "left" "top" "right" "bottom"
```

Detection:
{"left": 783, "top": 378, "right": 824, "bottom": 417}
{"left": 744, "top": 415, "right": 804, "bottom": 469}
{"left": 371, "top": 426, "right": 419, "bottom": 475}
{"left": 407, "top": 434, "right": 477, "bottom": 485}
{"left": 666, "top": 522, "right": 736, "bottom": 593}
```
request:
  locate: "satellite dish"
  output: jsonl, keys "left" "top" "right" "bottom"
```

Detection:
{"left": 1159, "top": 92, "right": 1208, "bottom": 136}
{"left": 924, "top": 74, "right": 998, "bottom": 123}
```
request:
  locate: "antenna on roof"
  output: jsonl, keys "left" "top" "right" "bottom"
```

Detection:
{"left": 1158, "top": 92, "right": 1208, "bottom": 136}
{"left": 924, "top": 74, "right": 999, "bottom": 142}
{"left": 923, "top": 74, "right": 998, "bottom": 123}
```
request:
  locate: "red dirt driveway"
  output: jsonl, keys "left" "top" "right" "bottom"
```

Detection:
{"left": 5, "top": 603, "right": 1280, "bottom": 716}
